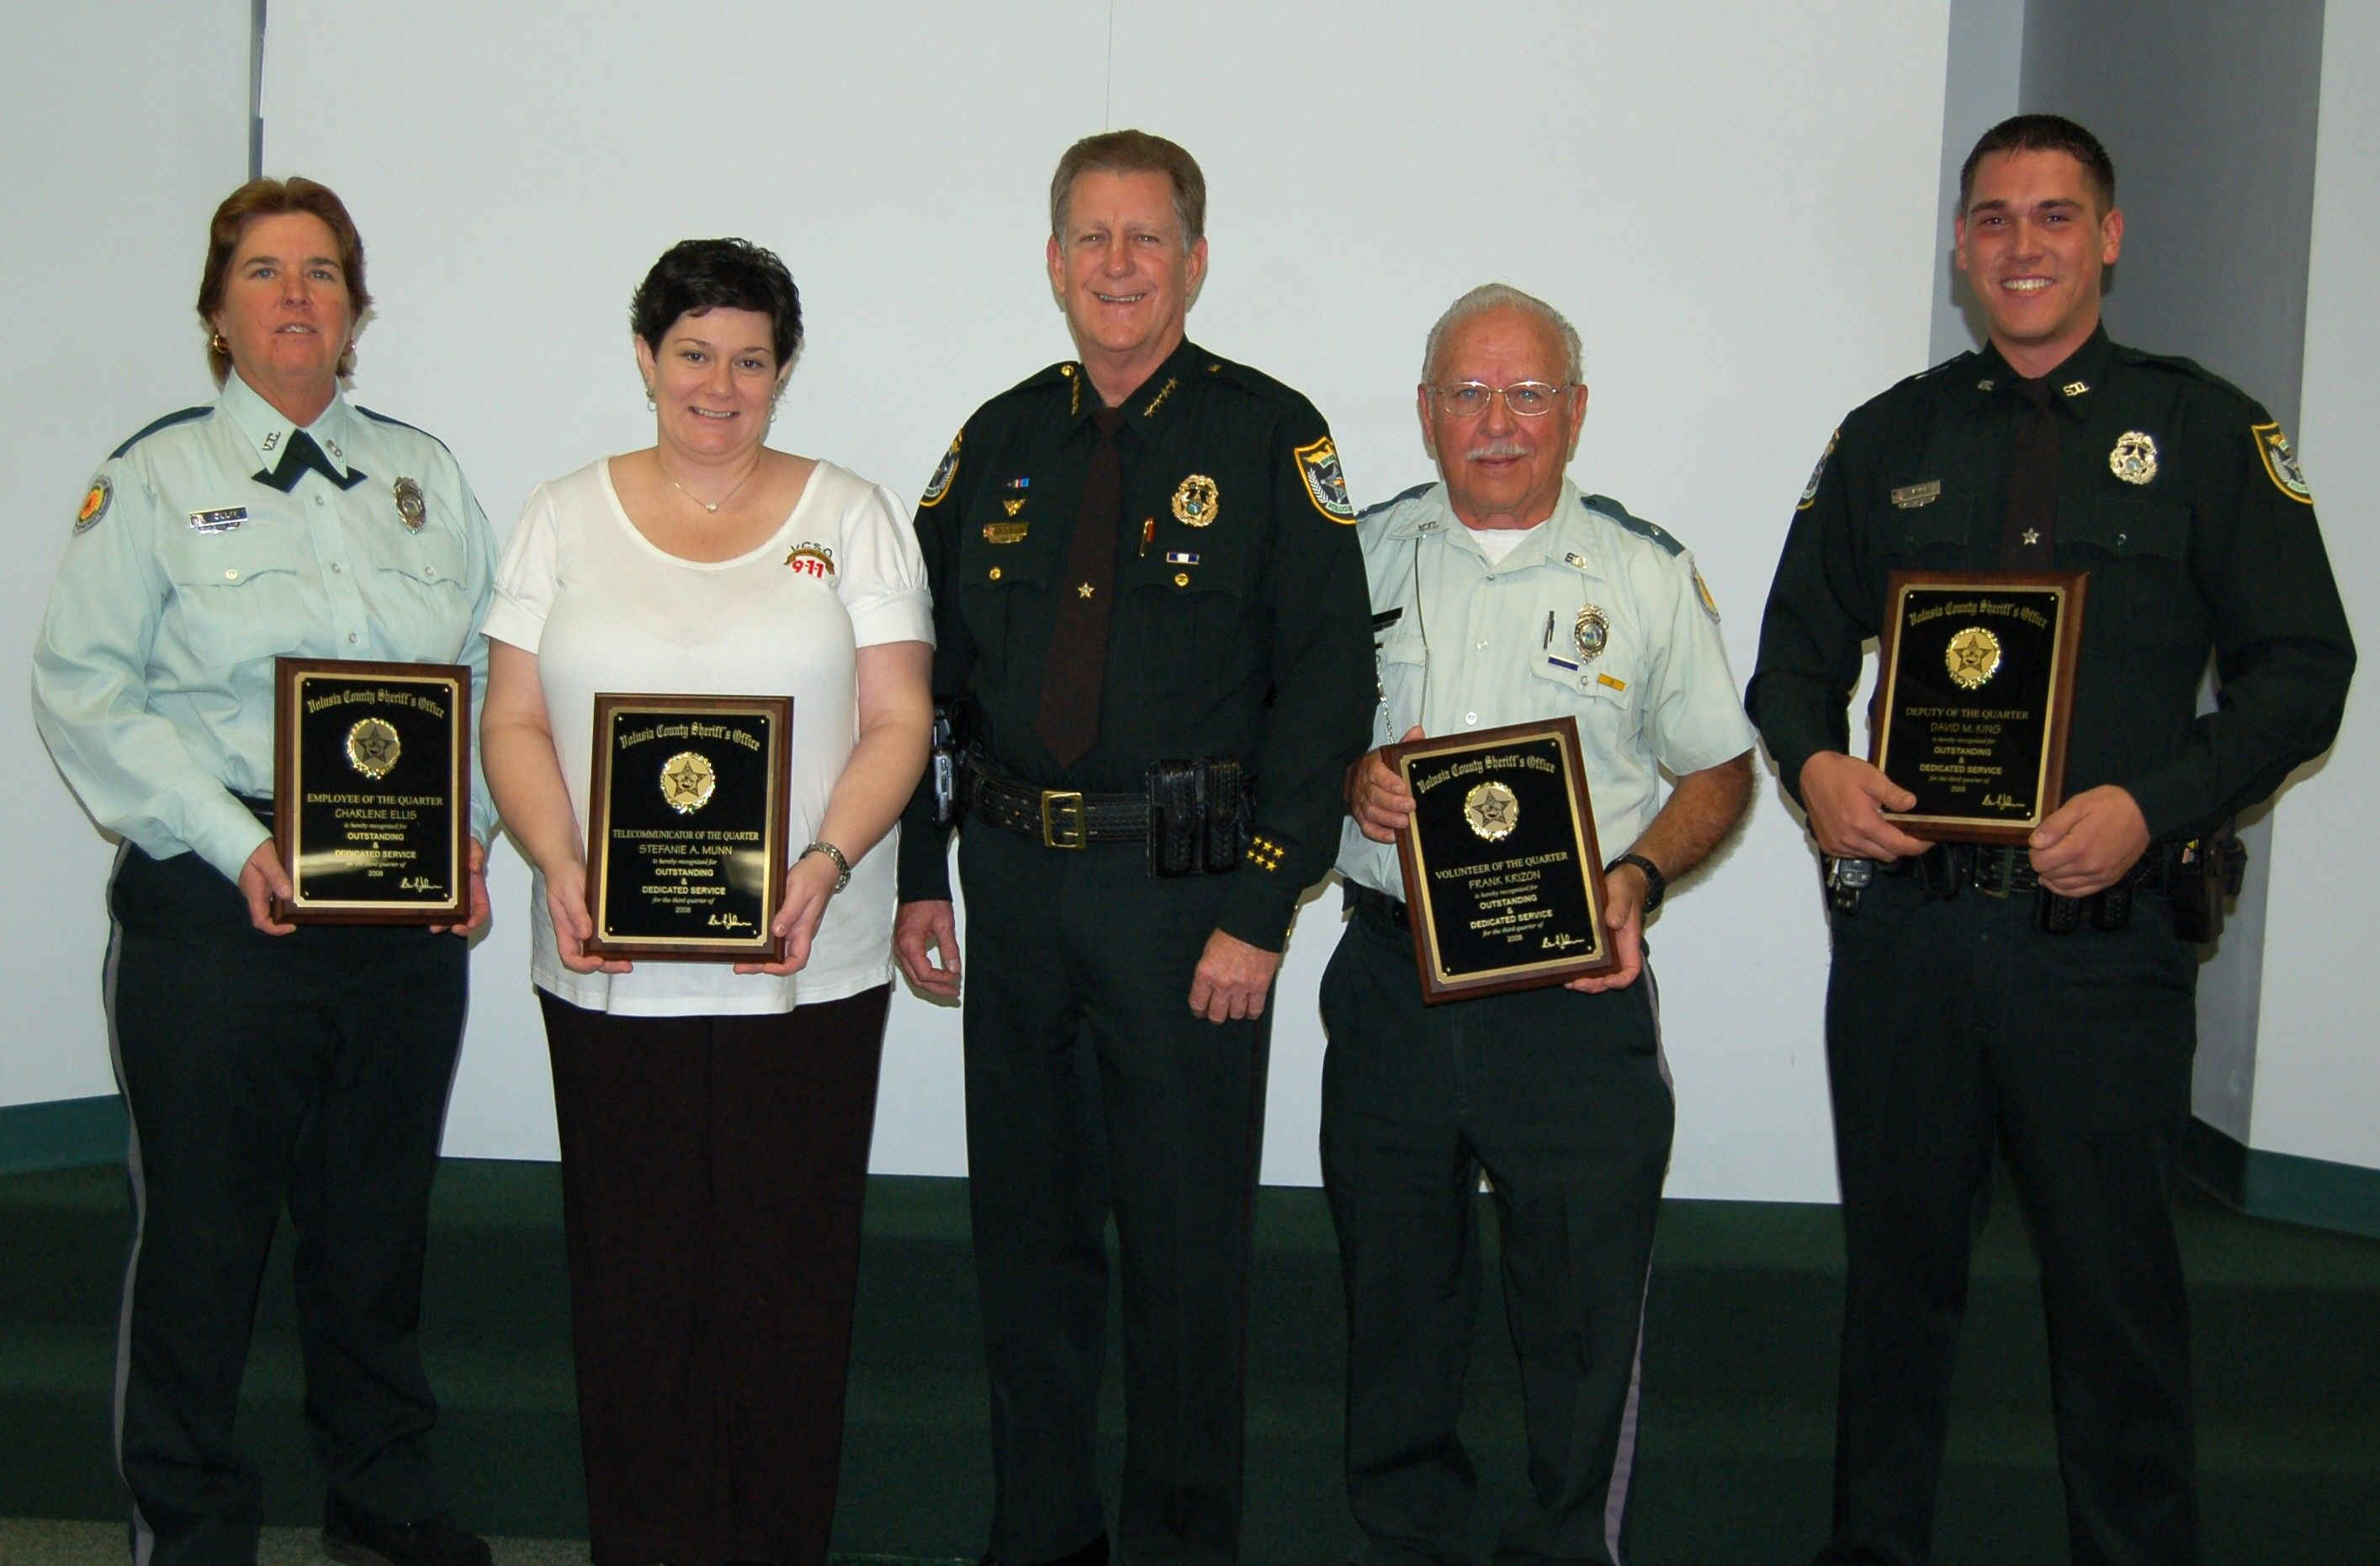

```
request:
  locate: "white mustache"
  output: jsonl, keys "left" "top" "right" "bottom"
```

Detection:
{"left": 1466, "top": 441, "right": 1529, "bottom": 459}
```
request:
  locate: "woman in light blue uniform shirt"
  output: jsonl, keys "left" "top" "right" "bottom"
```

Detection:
{"left": 31, "top": 176, "right": 498, "bottom": 1566}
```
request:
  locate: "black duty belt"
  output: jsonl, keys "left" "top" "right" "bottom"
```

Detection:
{"left": 1347, "top": 881, "right": 1411, "bottom": 931}
{"left": 1879, "top": 841, "right": 2166, "bottom": 900}
{"left": 972, "top": 770, "right": 1151, "bottom": 848}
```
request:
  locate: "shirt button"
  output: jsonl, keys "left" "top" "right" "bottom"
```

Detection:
{"left": 313, "top": 494, "right": 326, "bottom": 507}
{"left": 347, "top": 632, "right": 358, "bottom": 645}
{"left": 223, "top": 569, "right": 238, "bottom": 581}
{"left": 1476, "top": 640, "right": 1489, "bottom": 650}
{"left": 331, "top": 561, "right": 343, "bottom": 573}
{"left": 1464, "top": 711, "right": 1478, "bottom": 725}
{"left": 425, "top": 566, "right": 438, "bottom": 580}
{"left": 988, "top": 566, "right": 1002, "bottom": 581}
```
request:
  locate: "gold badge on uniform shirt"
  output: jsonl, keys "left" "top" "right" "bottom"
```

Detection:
{"left": 1464, "top": 781, "right": 1519, "bottom": 842}
{"left": 1171, "top": 474, "right": 1220, "bottom": 527}
{"left": 2108, "top": 431, "right": 2159, "bottom": 486}
{"left": 345, "top": 717, "right": 401, "bottom": 779}
{"left": 392, "top": 477, "right": 427, "bottom": 532}
{"left": 1573, "top": 604, "right": 1610, "bottom": 661}
{"left": 1945, "top": 626, "right": 2002, "bottom": 690}
{"left": 660, "top": 751, "right": 717, "bottom": 815}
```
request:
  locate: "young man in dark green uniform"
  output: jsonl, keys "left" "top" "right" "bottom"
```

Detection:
{"left": 1747, "top": 114, "right": 2354, "bottom": 1565}
{"left": 893, "top": 130, "right": 1373, "bottom": 1566}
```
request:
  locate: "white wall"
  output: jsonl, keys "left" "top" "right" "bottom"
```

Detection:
{"left": 13, "top": 3, "right": 1956, "bottom": 1201}
{"left": 2, "top": 2, "right": 252, "bottom": 1107}
{"left": 2258, "top": 5, "right": 2380, "bottom": 1171}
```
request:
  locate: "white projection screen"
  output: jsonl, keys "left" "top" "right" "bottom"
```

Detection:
{"left": 257, "top": 0, "right": 1949, "bottom": 1196}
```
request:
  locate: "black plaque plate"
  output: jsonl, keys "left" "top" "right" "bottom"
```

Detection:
{"left": 585, "top": 693, "right": 792, "bottom": 963}
{"left": 1872, "top": 571, "right": 2086, "bottom": 844}
{"left": 1384, "top": 717, "right": 1618, "bottom": 1004}
{"left": 273, "top": 657, "right": 470, "bottom": 924}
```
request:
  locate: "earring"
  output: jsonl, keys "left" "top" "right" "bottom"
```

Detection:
{"left": 209, "top": 332, "right": 228, "bottom": 355}
{"left": 644, "top": 385, "right": 657, "bottom": 411}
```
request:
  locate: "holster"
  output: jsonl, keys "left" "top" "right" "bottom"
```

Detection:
{"left": 930, "top": 703, "right": 970, "bottom": 829}
{"left": 1146, "top": 758, "right": 1253, "bottom": 878}
{"left": 2168, "top": 820, "right": 2249, "bottom": 943}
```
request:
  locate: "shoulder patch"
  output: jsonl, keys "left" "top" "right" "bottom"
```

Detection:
{"left": 1797, "top": 427, "right": 1839, "bottom": 511}
{"left": 74, "top": 474, "right": 113, "bottom": 534}
{"left": 356, "top": 406, "right": 458, "bottom": 454}
{"left": 1355, "top": 480, "right": 1434, "bottom": 523}
{"left": 2252, "top": 421, "right": 2314, "bottom": 504}
{"left": 1582, "top": 492, "right": 1686, "bottom": 556}
{"left": 920, "top": 432, "right": 962, "bottom": 508}
{"left": 1293, "top": 436, "right": 1356, "bottom": 523}
{"left": 109, "top": 405, "right": 210, "bottom": 461}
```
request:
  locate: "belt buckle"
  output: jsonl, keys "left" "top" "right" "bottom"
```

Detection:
{"left": 1039, "top": 789, "right": 1086, "bottom": 850}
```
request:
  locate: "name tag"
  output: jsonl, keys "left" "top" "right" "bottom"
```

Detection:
{"left": 1890, "top": 480, "right": 1943, "bottom": 510}
{"left": 188, "top": 507, "right": 247, "bottom": 533}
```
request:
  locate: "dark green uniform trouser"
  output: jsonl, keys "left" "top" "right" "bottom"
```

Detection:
{"left": 106, "top": 843, "right": 465, "bottom": 1566}
{"left": 1319, "top": 894, "right": 1673, "bottom": 1566}
{"left": 958, "top": 824, "right": 1270, "bottom": 1566}
{"left": 1816, "top": 873, "right": 2199, "bottom": 1566}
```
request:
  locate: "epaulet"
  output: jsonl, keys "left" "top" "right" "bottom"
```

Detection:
{"left": 109, "top": 406, "right": 211, "bottom": 461}
{"left": 1195, "top": 352, "right": 1319, "bottom": 414}
{"left": 357, "top": 406, "right": 457, "bottom": 454}
{"left": 1002, "top": 361, "right": 1079, "bottom": 399}
{"left": 1581, "top": 492, "right": 1687, "bottom": 557}
{"left": 1355, "top": 481, "right": 1433, "bottom": 522}
{"left": 1909, "top": 348, "right": 1982, "bottom": 385}
{"left": 2112, "top": 346, "right": 2260, "bottom": 407}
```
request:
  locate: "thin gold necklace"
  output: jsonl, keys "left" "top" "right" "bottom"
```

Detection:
{"left": 661, "top": 456, "right": 758, "bottom": 514}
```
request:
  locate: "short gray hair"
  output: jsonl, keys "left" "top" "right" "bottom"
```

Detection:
{"left": 1420, "top": 283, "right": 1584, "bottom": 385}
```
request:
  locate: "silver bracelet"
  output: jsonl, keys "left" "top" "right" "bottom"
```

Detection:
{"left": 799, "top": 839, "right": 851, "bottom": 893}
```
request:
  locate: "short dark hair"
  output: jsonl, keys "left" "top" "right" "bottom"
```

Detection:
{"left": 1048, "top": 129, "right": 1206, "bottom": 247}
{"left": 1959, "top": 114, "right": 2117, "bottom": 214}
{"left": 197, "top": 176, "right": 371, "bottom": 385}
{"left": 629, "top": 239, "right": 803, "bottom": 368}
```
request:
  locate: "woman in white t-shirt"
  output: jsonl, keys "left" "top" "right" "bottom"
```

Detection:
{"left": 480, "top": 239, "right": 931, "bottom": 1566}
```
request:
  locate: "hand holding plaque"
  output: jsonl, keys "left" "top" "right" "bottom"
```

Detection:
{"left": 1870, "top": 571, "right": 2086, "bottom": 844}
{"left": 272, "top": 657, "right": 470, "bottom": 924}
{"left": 584, "top": 693, "right": 792, "bottom": 963}
{"left": 1384, "top": 717, "right": 1619, "bottom": 1004}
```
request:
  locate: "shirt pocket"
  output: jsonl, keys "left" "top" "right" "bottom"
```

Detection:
{"left": 1885, "top": 482, "right": 1979, "bottom": 571}
{"left": 162, "top": 528, "right": 312, "bottom": 671}
{"left": 1110, "top": 544, "right": 1255, "bottom": 697}
{"left": 368, "top": 520, "right": 477, "bottom": 656}
{"left": 957, "top": 516, "right": 1060, "bottom": 685}
{"left": 1527, "top": 642, "right": 1640, "bottom": 749}
{"left": 2060, "top": 499, "right": 2198, "bottom": 649}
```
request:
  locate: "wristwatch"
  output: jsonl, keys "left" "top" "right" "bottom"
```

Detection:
{"left": 1604, "top": 851, "right": 1666, "bottom": 916}
{"left": 800, "top": 839, "right": 851, "bottom": 893}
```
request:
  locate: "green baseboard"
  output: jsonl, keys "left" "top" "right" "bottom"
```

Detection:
{"left": 2183, "top": 1116, "right": 2380, "bottom": 1239}
{"left": 0, "top": 1095, "right": 128, "bottom": 1173}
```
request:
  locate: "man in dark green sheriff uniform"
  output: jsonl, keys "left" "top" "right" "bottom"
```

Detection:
{"left": 1747, "top": 114, "right": 2354, "bottom": 1566}
{"left": 893, "top": 129, "right": 1373, "bottom": 1566}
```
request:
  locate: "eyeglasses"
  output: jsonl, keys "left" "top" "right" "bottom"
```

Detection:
{"left": 1425, "top": 380, "right": 1571, "bottom": 419}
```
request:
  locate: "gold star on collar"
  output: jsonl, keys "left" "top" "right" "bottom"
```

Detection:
{"left": 1077, "top": 582, "right": 1095, "bottom": 598}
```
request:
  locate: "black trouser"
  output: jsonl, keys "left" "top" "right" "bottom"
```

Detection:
{"left": 1815, "top": 873, "right": 2199, "bottom": 1566}
{"left": 538, "top": 986, "right": 892, "bottom": 1566}
{"left": 1319, "top": 895, "right": 1672, "bottom": 1566}
{"left": 105, "top": 843, "right": 467, "bottom": 1566}
{"left": 957, "top": 824, "right": 1271, "bottom": 1566}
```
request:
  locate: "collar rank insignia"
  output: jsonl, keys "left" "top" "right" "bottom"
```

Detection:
{"left": 75, "top": 474, "right": 114, "bottom": 534}
{"left": 2062, "top": 381, "right": 2090, "bottom": 397}
{"left": 393, "top": 477, "right": 427, "bottom": 532}
{"left": 1172, "top": 473, "right": 1220, "bottom": 527}
{"left": 785, "top": 543, "right": 835, "bottom": 578}
{"left": 2251, "top": 422, "right": 2314, "bottom": 503}
{"left": 1797, "top": 427, "right": 1840, "bottom": 512}
{"left": 920, "top": 433, "right": 962, "bottom": 508}
{"left": 1293, "top": 436, "right": 1357, "bottom": 523}
{"left": 2108, "top": 431, "right": 2159, "bottom": 486}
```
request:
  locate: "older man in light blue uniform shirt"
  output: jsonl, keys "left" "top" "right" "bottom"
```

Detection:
{"left": 1325, "top": 284, "right": 1754, "bottom": 1566}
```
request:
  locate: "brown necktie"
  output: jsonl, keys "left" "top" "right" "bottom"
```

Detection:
{"left": 2001, "top": 378, "right": 2059, "bottom": 570}
{"left": 1035, "top": 406, "right": 1127, "bottom": 766}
